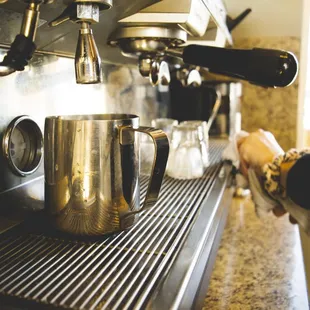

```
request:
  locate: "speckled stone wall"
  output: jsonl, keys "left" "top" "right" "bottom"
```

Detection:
{"left": 234, "top": 37, "right": 300, "bottom": 150}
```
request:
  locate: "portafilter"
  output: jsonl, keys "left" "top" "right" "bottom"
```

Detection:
{"left": 108, "top": 26, "right": 298, "bottom": 88}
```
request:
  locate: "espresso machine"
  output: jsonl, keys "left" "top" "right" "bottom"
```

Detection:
{"left": 0, "top": 0, "right": 298, "bottom": 87}
{"left": 0, "top": 1, "right": 302, "bottom": 309}
{"left": 106, "top": 1, "right": 297, "bottom": 88}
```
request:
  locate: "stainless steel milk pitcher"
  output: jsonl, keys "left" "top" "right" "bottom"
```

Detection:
{"left": 44, "top": 114, "right": 169, "bottom": 236}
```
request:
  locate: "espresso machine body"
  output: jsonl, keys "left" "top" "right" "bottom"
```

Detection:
{"left": 0, "top": 1, "right": 302, "bottom": 309}
{"left": 0, "top": 0, "right": 297, "bottom": 236}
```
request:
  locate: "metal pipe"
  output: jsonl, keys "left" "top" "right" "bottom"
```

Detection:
{"left": 0, "top": 44, "right": 75, "bottom": 59}
{"left": 20, "top": 2, "right": 41, "bottom": 40}
{"left": 206, "top": 90, "right": 222, "bottom": 132}
{"left": 0, "top": 1, "right": 42, "bottom": 76}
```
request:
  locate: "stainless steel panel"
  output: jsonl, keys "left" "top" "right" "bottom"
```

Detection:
{"left": 0, "top": 47, "right": 161, "bottom": 194}
{"left": 0, "top": 0, "right": 232, "bottom": 65}
{"left": 0, "top": 140, "right": 229, "bottom": 310}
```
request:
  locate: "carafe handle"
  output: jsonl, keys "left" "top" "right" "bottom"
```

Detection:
{"left": 120, "top": 126, "right": 169, "bottom": 214}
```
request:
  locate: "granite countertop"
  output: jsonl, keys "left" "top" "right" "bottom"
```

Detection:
{"left": 204, "top": 196, "right": 309, "bottom": 309}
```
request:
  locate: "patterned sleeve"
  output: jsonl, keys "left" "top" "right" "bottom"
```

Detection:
{"left": 287, "top": 154, "right": 310, "bottom": 210}
{"left": 263, "top": 149, "right": 310, "bottom": 200}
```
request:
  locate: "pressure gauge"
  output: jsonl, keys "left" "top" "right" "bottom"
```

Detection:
{"left": 2, "top": 116, "right": 43, "bottom": 177}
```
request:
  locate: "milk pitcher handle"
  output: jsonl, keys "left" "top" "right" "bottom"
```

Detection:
{"left": 120, "top": 126, "right": 169, "bottom": 214}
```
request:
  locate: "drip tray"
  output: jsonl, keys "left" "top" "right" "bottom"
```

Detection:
{"left": 0, "top": 140, "right": 228, "bottom": 310}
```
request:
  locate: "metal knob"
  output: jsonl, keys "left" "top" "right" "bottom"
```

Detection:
{"left": 75, "top": 22, "right": 102, "bottom": 84}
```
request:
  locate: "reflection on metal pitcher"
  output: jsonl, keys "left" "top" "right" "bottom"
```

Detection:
{"left": 44, "top": 114, "right": 169, "bottom": 236}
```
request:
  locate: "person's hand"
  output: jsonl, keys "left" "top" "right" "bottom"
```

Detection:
{"left": 238, "top": 130, "right": 298, "bottom": 224}
{"left": 238, "top": 129, "right": 284, "bottom": 177}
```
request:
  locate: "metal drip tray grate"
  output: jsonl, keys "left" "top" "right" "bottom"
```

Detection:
{"left": 0, "top": 140, "right": 227, "bottom": 310}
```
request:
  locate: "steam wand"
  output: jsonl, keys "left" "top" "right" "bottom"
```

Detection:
{"left": 0, "top": 0, "right": 52, "bottom": 76}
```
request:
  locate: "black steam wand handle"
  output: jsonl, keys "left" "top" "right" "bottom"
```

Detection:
{"left": 177, "top": 45, "right": 298, "bottom": 88}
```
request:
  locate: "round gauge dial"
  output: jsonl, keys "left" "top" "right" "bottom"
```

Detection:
{"left": 2, "top": 116, "right": 43, "bottom": 177}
